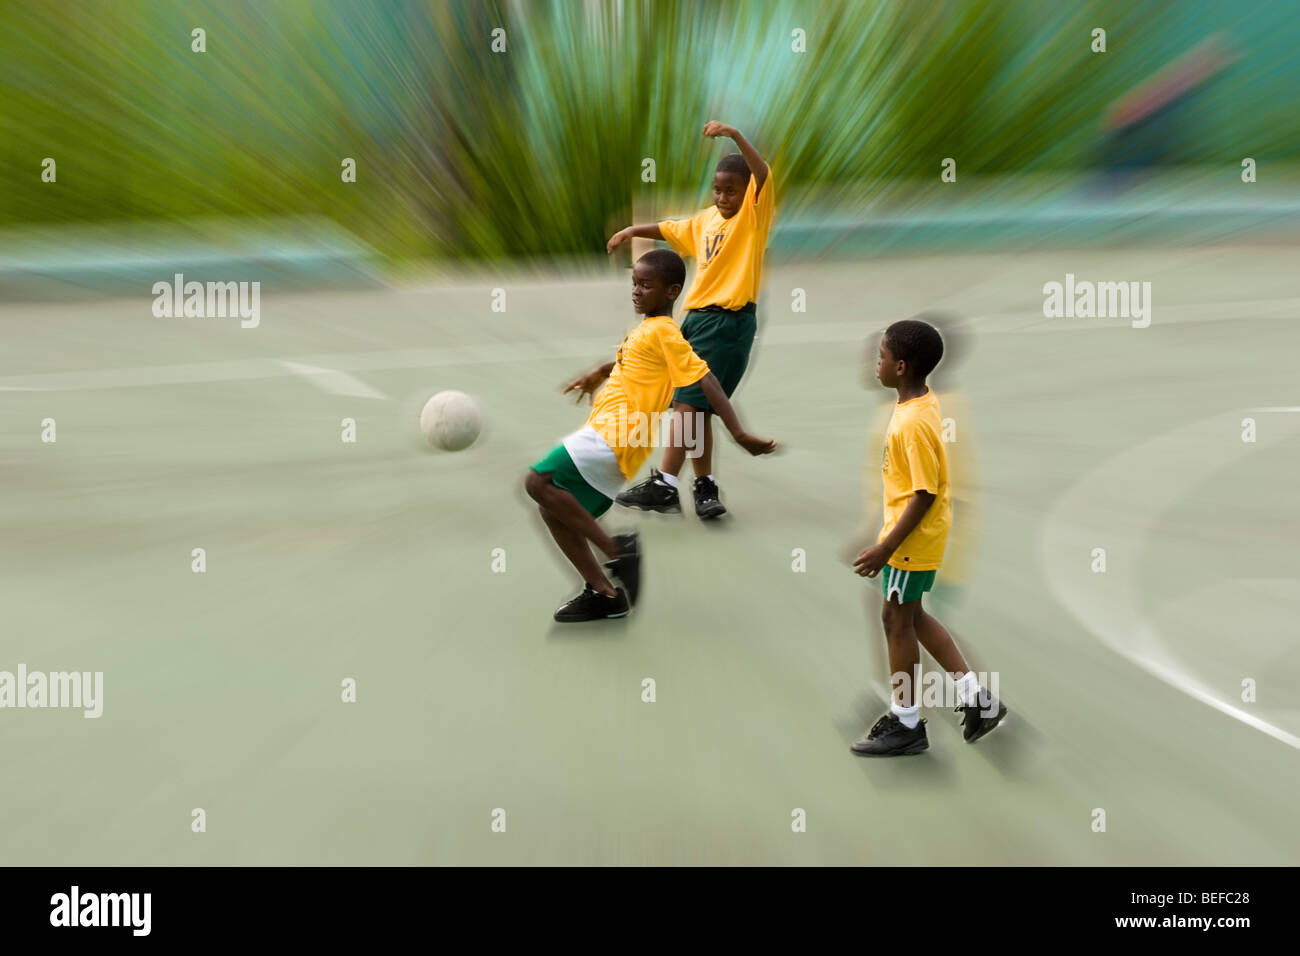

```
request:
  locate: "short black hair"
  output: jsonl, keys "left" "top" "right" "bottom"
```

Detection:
{"left": 884, "top": 318, "right": 944, "bottom": 378}
{"left": 715, "top": 153, "right": 750, "bottom": 179}
{"left": 638, "top": 248, "right": 686, "bottom": 288}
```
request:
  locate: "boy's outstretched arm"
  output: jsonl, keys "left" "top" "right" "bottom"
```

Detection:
{"left": 564, "top": 361, "right": 615, "bottom": 403}
{"left": 853, "top": 491, "right": 935, "bottom": 577}
{"left": 695, "top": 373, "right": 777, "bottom": 456}
{"left": 703, "top": 121, "right": 769, "bottom": 194}
{"left": 607, "top": 224, "right": 664, "bottom": 253}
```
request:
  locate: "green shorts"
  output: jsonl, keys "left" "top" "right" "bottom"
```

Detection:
{"left": 672, "top": 303, "right": 758, "bottom": 411}
{"left": 881, "top": 564, "right": 937, "bottom": 604}
{"left": 531, "top": 444, "right": 613, "bottom": 518}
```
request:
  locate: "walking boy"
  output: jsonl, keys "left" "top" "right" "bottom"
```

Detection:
{"left": 525, "top": 249, "right": 777, "bottom": 622}
{"left": 850, "top": 318, "right": 1006, "bottom": 755}
{"left": 606, "top": 121, "right": 775, "bottom": 519}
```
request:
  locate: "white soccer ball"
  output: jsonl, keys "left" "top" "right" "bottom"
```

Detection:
{"left": 420, "top": 390, "right": 482, "bottom": 451}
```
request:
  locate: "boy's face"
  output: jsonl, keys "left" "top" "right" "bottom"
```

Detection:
{"left": 631, "top": 261, "right": 679, "bottom": 315}
{"left": 711, "top": 170, "right": 748, "bottom": 219}
{"left": 875, "top": 336, "right": 903, "bottom": 388}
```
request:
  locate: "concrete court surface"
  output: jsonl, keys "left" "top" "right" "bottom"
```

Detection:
{"left": 1, "top": 242, "right": 1297, "bottom": 864}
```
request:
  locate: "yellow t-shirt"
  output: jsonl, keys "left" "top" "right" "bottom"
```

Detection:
{"left": 878, "top": 389, "right": 952, "bottom": 571}
{"left": 658, "top": 167, "right": 776, "bottom": 311}
{"left": 588, "top": 315, "right": 710, "bottom": 479}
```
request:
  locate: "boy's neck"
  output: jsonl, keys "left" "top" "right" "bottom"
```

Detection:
{"left": 895, "top": 381, "right": 929, "bottom": 402}
{"left": 640, "top": 310, "right": 673, "bottom": 320}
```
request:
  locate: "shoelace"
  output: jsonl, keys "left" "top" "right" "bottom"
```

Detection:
{"left": 574, "top": 585, "right": 610, "bottom": 603}
{"left": 869, "top": 715, "right": 897, "bottom": 737}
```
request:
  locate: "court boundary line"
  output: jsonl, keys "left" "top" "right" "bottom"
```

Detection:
{"left": 1041, "top": 410, "right": 1300, "bottom": 753}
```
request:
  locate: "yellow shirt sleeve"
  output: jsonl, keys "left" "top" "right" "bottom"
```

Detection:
{"left": 903, "top": 427, "right": 942, "bottom": 495}
{"left": 657, "top": 322, "right": 710, "bottom": 387}
{"left": 657, "top": 216, "right": 697, "bottom": 259}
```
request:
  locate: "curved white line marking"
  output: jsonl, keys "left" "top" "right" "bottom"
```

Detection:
{"left": 1042, "top": 410, "right": 1300, "bottom": 752}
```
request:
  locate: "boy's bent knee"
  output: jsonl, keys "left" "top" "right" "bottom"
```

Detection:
{"left": 524, "top": 468, "right": 551, "bottom": 501}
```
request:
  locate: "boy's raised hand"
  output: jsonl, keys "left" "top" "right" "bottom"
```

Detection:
{"left": 702, "top": 120, "right": 735, "bottom": 139}
{"left": 606, "top": 228, "right": 631, "bottom": 254}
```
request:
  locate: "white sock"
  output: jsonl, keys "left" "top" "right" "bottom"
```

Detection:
{"left": 954, "top": 671, "right": 981, "bottom": 707}
{"left": 891, "top": 702, "right": 920, "bottom": 729}
{"left": 659, "top": 471, "right": 679, "bottom": 488}
{"left": 707, "top": 474, "right": 716, "bottom": 482}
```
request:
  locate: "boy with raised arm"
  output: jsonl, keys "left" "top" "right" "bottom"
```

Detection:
{"left": 607, "top": 121, "right": 775, "bottom": 520}
{"left": 525, "top": 249, "right": 777, "bottom": 622}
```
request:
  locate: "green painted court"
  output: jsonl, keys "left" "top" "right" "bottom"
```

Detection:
{"left": 2, "top": 244, "right": 1297, "bottom": 864}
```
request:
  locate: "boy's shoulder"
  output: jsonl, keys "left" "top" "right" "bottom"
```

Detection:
{"left": 891, "top": 393, "right": 943, "bottom": 436}
{"left": 630, "top": 314, "right": 682, "bottom": 343}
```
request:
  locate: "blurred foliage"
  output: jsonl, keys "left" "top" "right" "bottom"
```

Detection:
{"left": 2, "top": 0, "right": 1297, "bottom": 260}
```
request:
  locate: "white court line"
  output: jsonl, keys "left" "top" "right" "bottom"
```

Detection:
{"left": 1041, "top": 410, "right": 1300, "bottom": 752}
{"left": 2, "top": 297, "right": 1298, "bottom": 394}
{"left": 0, "top": 337, "right": 618, "bottom": 393}
{"left": 276, "top": 361, "right": 389, "bottom": 399}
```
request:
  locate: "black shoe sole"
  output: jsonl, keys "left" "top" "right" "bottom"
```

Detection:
{"left": 851, "top": 737, "right": 929, "bottom": 757}
{"left": 964, "top": 705, "right": 1008, "bottom": 743}
{"left": 617, "top": 500, "right": 681, "bottom": 515}
{"left": 553, "top": 607, "right": 630, "bottom": 623}
{"left": 695, "top": 502, "right": 727, "bottom": 520}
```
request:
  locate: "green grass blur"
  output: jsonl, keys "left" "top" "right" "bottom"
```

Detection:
{"left": 3, "top": 0, "right": 1298, "bottom": 260}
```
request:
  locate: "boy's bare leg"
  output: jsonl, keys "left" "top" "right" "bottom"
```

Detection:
{"left": 538, "top": 507, "right": 617, "bottom": 596}
{"left": 914, "top": 603, "right": 970, "bottom": 677}
{"left": 915, "top": 602, "right": 1005, "bottom": 732}
{"left": 881, "top": 598, "right": 921, "bottom": 708}
{"left": 688, "top": 410, "right": 714, "bottom": 478}
{"left": 658, "top": 401, "right": 695, "bottom": 478}
{"left": 525, "top": 472, "right": 620, "bottom": 594}
{"left": 851, "top": 593, "right": 930, "bottom": 754}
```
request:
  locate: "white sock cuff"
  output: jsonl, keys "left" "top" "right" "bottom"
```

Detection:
{"left": 891, "top": 702, "right": 920, "bottom": 729}
{"left": 954, "top": 671, "right": 980, "bottom": 706}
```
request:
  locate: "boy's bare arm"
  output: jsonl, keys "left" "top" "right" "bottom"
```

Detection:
{"left": 606, "top": 224, "right": 664, "bottom": 253}
{"left": 695, "top": 373, "right": 776, "bottom": 456}
{"left": 853, "top": 491, "right": 935, "bottom": 577}
{"left": 563, "top": 361, "right": 615, "bottom": 404}
{"left": 703, "top": 121, "right": 769, "bottom": 193}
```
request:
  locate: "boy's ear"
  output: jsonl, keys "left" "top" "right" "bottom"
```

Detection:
{"left": 667, "top": 282, "right": 682, "bottom": 300}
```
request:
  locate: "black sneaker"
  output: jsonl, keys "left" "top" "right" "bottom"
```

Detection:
{"left": 956, "top": 691, "right": 1007, "bottom": 743}
{"left": 553, "top": 584, "right": 630, "bottom": 622}
{"left": 616, "top": 469, "right": 681, "bottom": 514}
{"left": 604, "top": 532, "right": 641, "bottom": 606}
{"left": 850, "top": 713, "right": 929, "bottom": 756}
{"left": 692, "top": 476, "right": 727, "bottom": 520}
